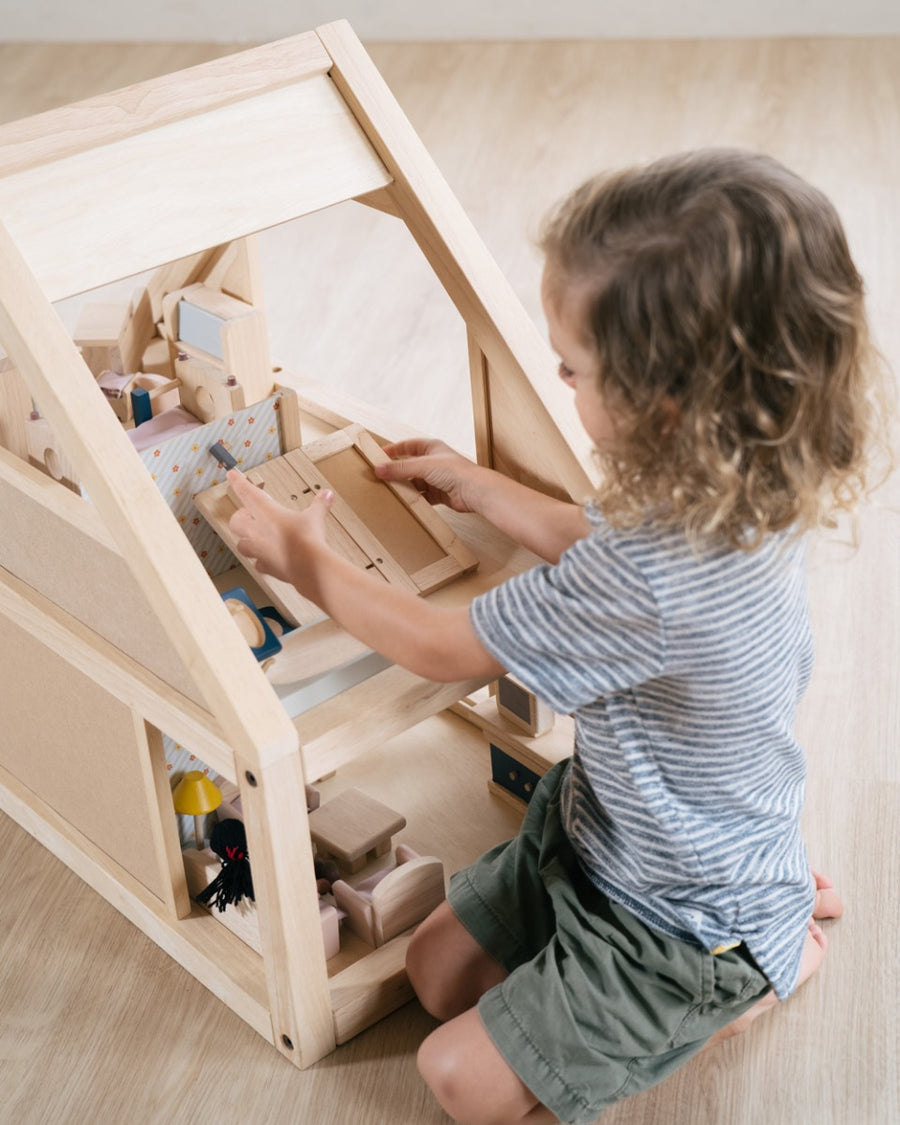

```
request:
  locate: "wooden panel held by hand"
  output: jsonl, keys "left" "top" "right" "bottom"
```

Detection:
{"left": 301, "top": 424, "right": 479, "bottom": 594}
{"left": 193, "top": 425, "right": 479, "bottom": 632}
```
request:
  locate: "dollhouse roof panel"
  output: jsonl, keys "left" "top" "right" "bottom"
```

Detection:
{"left": 0, "top": 64, "right": 392, "bottom": 301}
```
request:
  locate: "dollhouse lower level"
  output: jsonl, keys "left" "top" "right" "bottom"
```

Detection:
{"left": 0, "top": 379, "right": 576, "bottom": 1066}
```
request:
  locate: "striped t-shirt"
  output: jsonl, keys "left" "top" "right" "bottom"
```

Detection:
{"left": 470, "top": 501, "right": 817, "bottom": 999}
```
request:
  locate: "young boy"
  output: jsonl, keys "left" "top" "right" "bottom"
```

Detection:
{"left": 228, "top": 149, "right": 877, "bottom": 1124}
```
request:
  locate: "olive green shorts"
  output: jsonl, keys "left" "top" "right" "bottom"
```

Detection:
{"left": 448, "top": 760, "right": 771, "bottom": 1125}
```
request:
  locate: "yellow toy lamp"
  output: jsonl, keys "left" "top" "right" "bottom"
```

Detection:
{"left": 172, "top": 770, "right": 222, "bottom": 850}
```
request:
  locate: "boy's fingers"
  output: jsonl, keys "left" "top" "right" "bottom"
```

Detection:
{"left": 229, "top": 507, "right": 253, "bottom": 537}
{"left": 226, "top": 468, "right": 257, "bottom": 507}
{"left": 375, "top": 455, "right": 432, "bottom": 482}
{"left": 227, "top": 468, "right": 282, "bottom": 517}
{"left": 381, "top": 439, "right": 430, "bottom": 460}
{"left": 305, "top": 488, "right": 334, "bottom": 534}
{"left": 228, "top": 512, "right": 259, "bottom": 561}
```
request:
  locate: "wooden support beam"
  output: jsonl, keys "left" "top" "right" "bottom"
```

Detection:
{"left": 316, "top": 20, "right": 597, "bottom": 502}
{"left": 0, "top": 36, "right": 334, "bottom": 178}
{"left": 0, "top": 215, "right": 335, "bottom": 1067}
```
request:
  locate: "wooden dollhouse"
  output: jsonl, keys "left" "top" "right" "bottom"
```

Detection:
{"left": 0, "top": 22, "right": 593, "bottom": 1068}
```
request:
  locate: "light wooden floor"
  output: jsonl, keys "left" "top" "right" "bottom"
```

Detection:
{"left": 1, "top": 36, "right": 898, "bottom": 1125}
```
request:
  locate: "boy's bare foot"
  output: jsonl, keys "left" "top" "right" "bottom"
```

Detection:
{"left": 704, "top": 870, "right": 842, "bottom": 1050}
{"left": 812, "top": 869, "right": 844, "bottom": 920}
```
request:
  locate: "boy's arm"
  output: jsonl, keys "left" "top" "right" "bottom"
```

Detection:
{"left": 227, "top": 470, "right": 505, "bottom": 683}
{"left": 375, "top": 439, "right": 589, "bottom": 563}
{"left": 454, "top": 470, "right": 589, "bottom": 563}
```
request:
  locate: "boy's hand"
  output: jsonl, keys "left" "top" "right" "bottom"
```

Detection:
{"left": 227, "top": 469, "right": 333, "bottom": 586}
{"left": 226, "top": 472, "right": 504, "bottom": 684}
{"left": 374, "top": 438, "right": 480, "bottom": 513}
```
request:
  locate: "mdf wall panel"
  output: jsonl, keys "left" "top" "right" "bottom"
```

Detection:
{"left": 0, "top": 614, "right": 166, "bottom": 899}
{"left": 0, "top": 457, "right": 201, "bottom": 702}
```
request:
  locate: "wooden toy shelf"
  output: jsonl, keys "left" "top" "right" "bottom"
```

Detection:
{"left": 0, "top": 23, "right": 594, "bottom": 1069}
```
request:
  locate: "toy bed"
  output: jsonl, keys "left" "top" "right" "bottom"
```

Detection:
{"left": 0, "top": 22, "right": 592, "bottom": 1068}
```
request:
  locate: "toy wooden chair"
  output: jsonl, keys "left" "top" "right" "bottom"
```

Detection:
{"left": 0, "top": 22, "right": 593, "bottom": 1069}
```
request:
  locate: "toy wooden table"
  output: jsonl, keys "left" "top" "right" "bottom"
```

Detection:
{"left": 308, "top": 787, "right": 407, "bottom": 873}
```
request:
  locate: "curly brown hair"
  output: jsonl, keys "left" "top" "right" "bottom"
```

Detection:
{"left": 540, "top": 149, "right": 888, "bottom": 549}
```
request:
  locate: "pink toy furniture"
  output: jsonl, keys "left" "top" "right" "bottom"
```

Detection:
{"left": 332, "top": 844, "right": 445, "bottom": 948}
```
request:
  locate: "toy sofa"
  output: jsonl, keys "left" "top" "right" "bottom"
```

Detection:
{"left": 333, "top": 844, "right": 446, "bottom": 949}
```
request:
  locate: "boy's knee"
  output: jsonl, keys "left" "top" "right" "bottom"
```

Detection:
{"left": 416, "top": 1013, "right": 543, "bottom": 1125}
{"left": 416, "top": 1032, "right": 456, "bottom": 1110}
{"left": 417, "top": 1032, "right": 482, "bottom": 1123}
{"left": 407, "top": 902, "right": 495, "bottom": 1021}
{"left": 406, "top": 927, "right": 455, "bottom": 1021}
